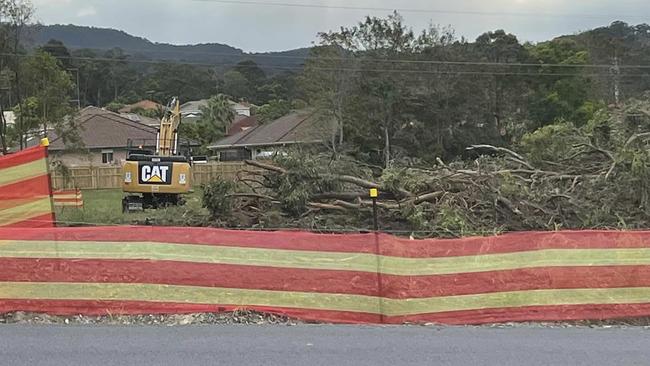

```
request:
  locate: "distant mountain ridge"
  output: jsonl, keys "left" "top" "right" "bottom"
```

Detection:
{"left": 26, "top": 24, "right": 310, "bottom": 71}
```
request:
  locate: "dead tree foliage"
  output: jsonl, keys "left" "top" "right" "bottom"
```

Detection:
{"left": 203, "top": 99, "right": 650, "bottom": 236}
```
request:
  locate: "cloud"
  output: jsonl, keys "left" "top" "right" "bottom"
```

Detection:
{"left": 33, "top": 0, "right": 72, "bottom": 4}
{"left": 76, "top": 5, "right": 97, "bottom": 17}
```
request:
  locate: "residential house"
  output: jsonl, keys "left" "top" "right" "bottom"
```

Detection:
{"left": 118, "top": 100, "right": 163, "bottom": 114}
{"left": 31, "top": 107, "right": 197, "bottom": 166}
{"left": 2, "top": 111, "right": 15, "bottom": 126}
{"left": 120, "top": 113, "right": 161, "bottom": 127}
{"left": 180, "top": 99, "right": 253, "bottom": 124}
{"left": 208, "top": 109, "right": 333, "bottom": 161}
{"left": 227, "top": 115, "right": 258, "bottom": 136}
{"left": 124, "top": 109, "right": 256, "bottom": 133}
{"left": 229, "top": 101, "right": 252, "bottom": 116}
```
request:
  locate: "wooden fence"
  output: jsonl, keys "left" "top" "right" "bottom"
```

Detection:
{"left": 50, "top": 162, "right": 249, "bottom": 190}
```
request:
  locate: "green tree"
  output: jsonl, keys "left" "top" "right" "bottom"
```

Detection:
{"left": 258, "top": 72, "right": 298, "bottom": 103}
{"left": 302, "top": 45, "right": 358, "bottom": 155}
{"left": 0, "top": 0, "right": 34, "bottom": 150}
{"left": 200, "top": 94, "right": 235, "bottom": 133}
{"left": 18, "top": 50, "right": 78, "bottom": 146}
{"left": 222, "top": 70, "right": 252, "bottom": 101}
{"left": 182, "top": 94, "right": 236, "bottom": 153}
{"left": 314, "top": 12, "right": 429, "bottom": 167}
{"left": 528, "top": 39, "right": 598, "bottom": 127}
{"left": 233, "top": 60, "right": 266, "bottom": 87}
{"left": 41, "top": 39, "right": 72, "bottom": 68}
{"left": 73, "top": 48, "right": 106, "bottom": 107}
{"left": 71, "top": 48, "right": 137, "bottom": 107}
{"left": 105, "top": 101, "right": 125, "bottom": 113}
{"left": 256, "top": 99, "right": 291, "bottom": 123}
{"left": 139, "top": 63, "right": 216, "bottom": 103}
{"left": 475, "top": 30, "right": 530, "bottom": 134}
{"left": 101, "top": 48, "right": 138, "bottom": 103}
{"left": 232, "top": 60, "right": 267, "bottom": 103}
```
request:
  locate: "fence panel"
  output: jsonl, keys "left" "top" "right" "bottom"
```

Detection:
{"left": 51, "top": 162, "right": 249, "bottom": 190}
{"left": 2, "top": 228, "right": 650, "bottom": 325}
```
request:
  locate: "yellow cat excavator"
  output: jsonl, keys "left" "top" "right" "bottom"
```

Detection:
{"left": 121, "top": 97, "right": 192, "bottom": 212}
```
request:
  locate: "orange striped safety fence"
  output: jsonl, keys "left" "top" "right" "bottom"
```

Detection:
{"left": 1, "top": 227, "right": 650, "bottom": 324}
{"left": 53, "top": 189, "right": 84, "bottom": 208}
{"left": 0, "top": 145, "right": 54, "bottom": 228}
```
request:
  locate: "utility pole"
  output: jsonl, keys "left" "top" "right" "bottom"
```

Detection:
{"left": 68, "top": 68, "right": 81, "bottom": 110}
{"left": 611, "top": 54, "right": 621, "bottom": 106}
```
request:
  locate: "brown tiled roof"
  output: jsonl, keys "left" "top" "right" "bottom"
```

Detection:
{"left": 44, "top": 107, "right": 157, "bottom": 151}
{"left": 227, "top": 115, "right": 259, "bottom": 136}
{"left": 180, "top": 100, "right": 208, "bottom": 114}
{"left": 182, "top": 99, "right": 254, "bottom": 116}
{"left": 118, "top": 100, "right": 163, "bottom": 113}
{"left": 44, "top": 107, "right": 197, "bottom": 151}
{"left": 120, "top": 113, "right": 161, "bottom": 127}
{"left": 209, "top": 109, "right": 332, "bottom": 150}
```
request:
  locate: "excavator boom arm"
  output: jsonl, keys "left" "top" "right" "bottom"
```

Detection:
{"left": 157, "top": 97, "right": 181, "bottom": 157}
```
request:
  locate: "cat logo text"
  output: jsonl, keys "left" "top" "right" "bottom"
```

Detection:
{"left": 138, "top": 162, "right": 173, "bottom": 185}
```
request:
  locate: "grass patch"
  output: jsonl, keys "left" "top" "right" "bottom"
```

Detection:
{"left": 55, "top": 189, "right": 209, "bottom": 226}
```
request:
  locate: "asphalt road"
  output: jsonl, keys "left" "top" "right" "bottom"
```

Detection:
{"left": 1, "top": 325, "right": 649, "bottom": 366}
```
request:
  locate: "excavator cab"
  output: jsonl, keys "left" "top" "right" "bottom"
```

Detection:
{"left": 121, "top": 97, "right": 192, "bottom": 212}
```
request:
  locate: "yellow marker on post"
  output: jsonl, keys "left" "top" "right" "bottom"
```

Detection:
{"left": 40, "top": 138, "right": 49, "bottom": 147}
{"left": 370, "top": 188, "right": 379, "bottom": 231}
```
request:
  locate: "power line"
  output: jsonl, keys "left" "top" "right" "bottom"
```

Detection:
{"left": 4, "top": 53, "right": 650, "bottom": 78}
{"left": 56, "top": 46, "right": 650, "bottom": 70}
{"left": 193, "top": 0, "right": 649, "bottom": 20}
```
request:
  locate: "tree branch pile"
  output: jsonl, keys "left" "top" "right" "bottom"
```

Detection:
{"left": 203, "top": 98, "right": 650, "bottom": 237}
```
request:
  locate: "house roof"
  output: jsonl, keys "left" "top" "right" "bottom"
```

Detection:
{"left": 229, "top": 100, "right": 252, "bottom": 110}
{"left": 41, "top": 107, "right": 197, "bottom": 151}
{"left": 181, "top": 99, "right": 253, "bottom": 116}
{"left": 227, "top": 115, "right": 258, "bottom": 136}
{"left": 180, "top": 100, "right": 209, "bottom": 115}
{"left": 118, "top": 100, "right": 163, "bottom": 113}
{"left": 120, "top": 113, "right": 161, "bottom": 127}
{"left": 209, "top": 109, "right": 331, "bottom": 150}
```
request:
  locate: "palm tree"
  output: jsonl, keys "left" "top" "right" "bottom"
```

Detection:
{"left": 196, "top": 94, "right": 235, "bottom": 148}
{"left": 199, "top": 94, "right": 235, "bottom": 136}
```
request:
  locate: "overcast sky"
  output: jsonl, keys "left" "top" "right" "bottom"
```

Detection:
{"left": 31, "top": 0, "right": 650, "bottom": 52}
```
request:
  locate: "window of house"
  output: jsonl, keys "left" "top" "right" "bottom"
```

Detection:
{"left": 101, "top": 150, "right": 114, "bottom": 164}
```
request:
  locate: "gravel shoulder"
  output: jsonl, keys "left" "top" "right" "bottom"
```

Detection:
{"left": 3, "top": 311, "right": 650, "bottom": 329}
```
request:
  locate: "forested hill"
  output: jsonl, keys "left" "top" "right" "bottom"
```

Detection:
{"left": 25, "top": 24, "right": 310, "bottom": 69}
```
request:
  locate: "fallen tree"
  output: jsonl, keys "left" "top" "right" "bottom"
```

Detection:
{"left": 203, "top": 98, "right": 650, "bottom": 237}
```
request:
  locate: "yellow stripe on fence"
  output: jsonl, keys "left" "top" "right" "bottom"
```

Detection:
{"left": 0, "top": 240, "right": 379, "bottom": 273}
{"left": 53, "top": 194, "right": 81, "bottom": 200}
{"left": 382, "top": 287, "right": 650, "bottom": 316}
{"left": 54, "top": 201, "right": 83, "bottom": 207}
{"left": 0, "top": 282, "right": 380, "bottom": 314}
{"left": 0, "top": 198, "right": 53, "bottom": 227}
{"left": 2, "top": 282, "right": 650, "bottom": 316}
{"left": 0, "top": 159, "right": 48, "bottom": 187}
{"left": 2, "top": 241, "right": 650, "bottom": 275}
